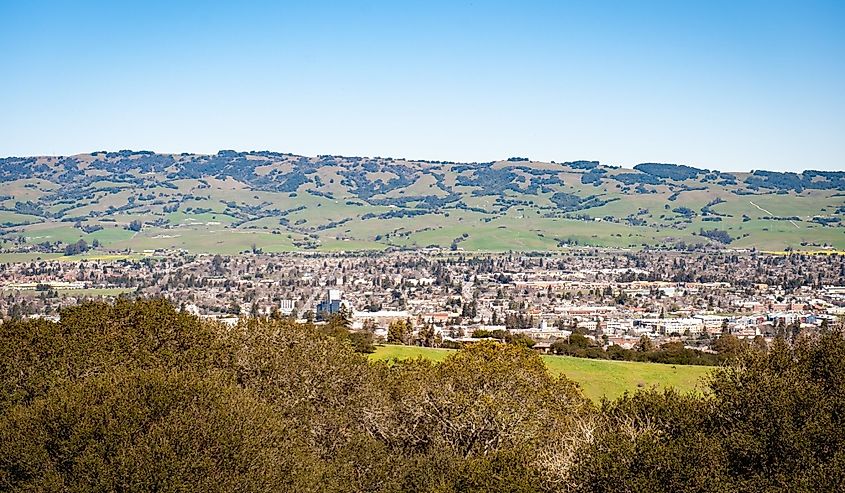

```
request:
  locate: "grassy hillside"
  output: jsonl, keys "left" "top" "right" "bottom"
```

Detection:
{"left": 2, "top": 151, "right": 844, "bottom": 254}
{"left": 370, "top": 345, "right": 713, "bottom": 402}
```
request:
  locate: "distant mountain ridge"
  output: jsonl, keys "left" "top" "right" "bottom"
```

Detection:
{"left": 2, "top": 150, "right": 844, "bottom": 192}
{"left": 1, "top": 150, "right": 843, "bottom": 253}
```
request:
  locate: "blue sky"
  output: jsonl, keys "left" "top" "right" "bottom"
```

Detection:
{"left": 1, "top": 0, "right": 843, "bottom": 171}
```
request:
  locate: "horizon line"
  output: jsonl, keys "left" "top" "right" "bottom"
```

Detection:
{"left": 4, "top": 148, "right": 842, "bottom": 176}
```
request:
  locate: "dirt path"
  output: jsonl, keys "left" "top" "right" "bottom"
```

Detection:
{"left": 749, "top": 201, "right": 800, "bottom": 228}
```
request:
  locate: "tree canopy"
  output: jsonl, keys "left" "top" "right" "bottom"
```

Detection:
{"left": 2, "top": 299, "right": 844, "bottom": 491}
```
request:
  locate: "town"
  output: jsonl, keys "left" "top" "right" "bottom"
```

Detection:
{"left": 3, "top": 250, "right": 844, "bottom": 355}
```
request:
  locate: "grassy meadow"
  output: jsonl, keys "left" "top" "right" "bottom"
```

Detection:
{"left": 370, "top": 345, "right": 713, "bottom": 402}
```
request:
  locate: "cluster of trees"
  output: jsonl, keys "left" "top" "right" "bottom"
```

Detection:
{"left": 2, "top": 299, "right": 844, "bottom": 491}
{"left": 386, "top": 318, "right": 438, "bottom": 348}
{"left": 564, "top": 160, "right": 599, "bottom": 170}
{"left": 311, "top": 306, "right": 376, "bottom": 354}
{"left": 611, "top": 172, "right": 664, "bottom": 186}
{"left": 699, "top": 228, "right": 733, "bottom": 244}
{"left": 672, "top": 206, "right": 696, "bottom": 218}
{"left": 13, "top": 200, "right": 46, "bottom": 217}
{"left": 471, "top": 328, "right": 536, "bottom": 347}
{"left": 455, "top": 166, "right": 531, "bottom": 196}
{"left": 549, "top": 193, "right": 611, "bottom": 213}
{"left": 633, "top": 163, "right": 705, "bottom": 181}
{"left": 547, "top": 333, "right": 728, "bottom": 365}
{"left": 505, "top": 312, "right": 534, "bottom": 331}
{"left": 580, "top": 168, "right": 606, "bottom": 185}
{"left": 745, "top": 169, "right": 845, "bottom": 192}
{"left": 62, "top": 239, "right": 90, "bottom": 256}
{"left": 700, "top": 197, "right": 727, "bottom": 217}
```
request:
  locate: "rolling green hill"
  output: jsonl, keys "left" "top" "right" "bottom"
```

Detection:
{"left": 370, "top": 344, "right": 712, "bottom": 402}
{"left": 2, "top": 151, "right": 844, "bottom": 254}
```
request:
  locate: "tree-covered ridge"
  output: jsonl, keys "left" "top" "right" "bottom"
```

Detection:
{"left": 633, "top": 162, "right": 707, "bottom": 181}
{"left": 2, "top": 299, "right": 845, "bottom": 491}
{"left": 745, "top": 169, "right": 845, "bottom": 192}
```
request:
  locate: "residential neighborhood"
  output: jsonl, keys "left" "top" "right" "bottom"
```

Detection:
{"left": 3, "top": 250, "right": 843, "bottom": 355}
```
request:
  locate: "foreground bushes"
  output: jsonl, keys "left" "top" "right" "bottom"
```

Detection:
{"left": 571, "top": 332, "right": 845, "bottom": 492}
{"left": 0, "top": 299, "right": 587, "bottom": 491}
{"left": 1, "top": 299, "right": 845, "bottom": 491}
{"left": 1, "top": 370, "right": 300, "bottom": 491}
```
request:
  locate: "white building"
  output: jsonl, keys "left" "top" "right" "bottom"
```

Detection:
{"left": 279, "top": 299, "right": 295, "bottom": 315}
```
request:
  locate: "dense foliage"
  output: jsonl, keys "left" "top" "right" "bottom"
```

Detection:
{"left": 2, "top": 299, "right": 844, "bottom": 492}
{"left": 745, "top": 169, "right": 845, "bottom": 192}
{"left": 572, "top": 332, "right": 845, "bottom": 492}
{"left": 633, "top": 163, "right": 706, "bottom": 181}
{"left": 699, "top": 228, "right": 734, "bottom": 244}
{"left": 550, "top": 334, "right": 726, "bottom": 366}
{"left": 611, "top": 172, "right": 664, "bottom": 186}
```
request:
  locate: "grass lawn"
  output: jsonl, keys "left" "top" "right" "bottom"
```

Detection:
{"left": 0, "top": 211, "right": 41, "bottom": 226}
{"left": 110, "top": 227, "right": 300, "bottom": 254}
{"left": 370, "top": 345, "right": 713, "bottom": 402}
{"left": 85, "top": 227, "right": 137, "bottom": 245}
{"left": 0, "top": 251, "right": 148, "bottom": 264}
{"left": 58, "top": 252, "right": 145, "bottom": 262}
{"left": 538, "top": 354, "right": 712, "bottom": 402}
{"left": 0, "top": 252, "right": 63, "bottom": 264}
{"left": 20, "top": 224, "right": 84, "bottom": 244}
{"left": 60, "top": 287, "right": 135, "bottom": 297}
{"left": 0, "top": 287, "right": 134, "bottom": 298}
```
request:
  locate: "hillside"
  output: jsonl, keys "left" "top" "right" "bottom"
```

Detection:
{"left": 1, "top": 150, "right": 844, "bottom": 254}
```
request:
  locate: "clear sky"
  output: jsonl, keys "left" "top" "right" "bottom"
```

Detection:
{"left": 1, "top": 0, "right": 843, "bottom": 171}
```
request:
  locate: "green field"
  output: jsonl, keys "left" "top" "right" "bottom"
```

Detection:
{"left": 0, "top": 252, "right": 64, "bottom": 264}
{"left": 60, "top": 287, "right": 135, "bottom": 297}
{"left": 0, "top": 211, "right": 41, "bottom": 226}
{"left": 0, "top": 252, "right": 147, "bottom": 264}
{"left": 539, "top": 353, "right": 712, "bottom": 402}
{"left": 0, "top": 287, "right": 135, "bottom": 298}
{"left": 370, "top": 345, "right": 713, "bottom": 402}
